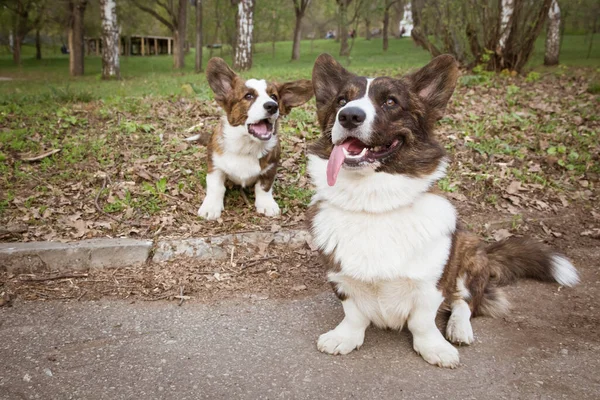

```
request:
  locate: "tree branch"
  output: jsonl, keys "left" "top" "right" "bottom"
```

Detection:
{"left": 131, "top": 0, "right": 175, "bottom": 31}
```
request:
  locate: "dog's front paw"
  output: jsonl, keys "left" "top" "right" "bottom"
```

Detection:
{"left": 413, "top": 338, "right": 460, "bottom": 368}
{"left": 317, "top": 329, "right": 364, "bottom": 355}
{"left": 198, "top": 198, "right": 223, "bottom": 220}
{"left": 446, "top": 314, "right": 474, "bottom": 345}
{"left": 256, "top": 199, "right": 280, "bottom": 217}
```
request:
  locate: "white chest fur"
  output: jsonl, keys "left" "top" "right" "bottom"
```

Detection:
{"left": 214, "top": 118, "right": 277, "bottom": 187}
{"left": 312, "top": 194, "right": 455, "bottom": 282}
{"left": 308, "top": 154, "right": 456, "bottom": 282}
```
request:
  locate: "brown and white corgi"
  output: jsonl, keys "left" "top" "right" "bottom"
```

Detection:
{"left": 307, "top": 54, "right": 579, "bottom": 368}
{"left": 198, "top": 58, "right": 313, "bottom": 220}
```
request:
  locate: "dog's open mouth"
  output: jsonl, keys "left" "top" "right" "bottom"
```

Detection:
{"left": 247, "top": 119, "right": 274, "bottom": 140}
{"left": 326, "top": 137, "right": 401, "bottom": 186}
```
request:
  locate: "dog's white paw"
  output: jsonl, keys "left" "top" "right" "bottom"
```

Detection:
{"left": 446, "top": 314, "right": 474, "bottom": 345}
{"left": 413, "top": 338, "right": 460, "bottom": 368}
{"left": 198, "top": 198, "right": 223, "bottom": 220}
{"left": 317, "top": 328, "right": 364, "bottom": 355}
{"left": 256, "top": 199, "right": 280, "bottom": 217}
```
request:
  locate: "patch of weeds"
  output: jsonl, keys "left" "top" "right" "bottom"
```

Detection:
{"left": 588, "top": 79, "right": 600, "bottom": 94}
{"left": 0, "top": 191, "right": 15, "bottom": 214}
{"left": 48, "top": 85, "right": 95, "bottom": 103}
{"left": 505, "top": 84, "right": 520, "bottom": 107}
{"left": 485, "top": 194, "right": 498, "bottom": 205}
{"left": 525, "top": 71, "right": 541, "bottom": 83}
{"left": 438, "top": 177, "right": 457, "bottom": 192}
{"left": 511, "top": 214, "right": 523, "bottom": 230}
{"left": 277, "top": 185, "right": 314, "bottom": 209}
{"left": 120, "top": 120, "right": 155, "bottom": 134}
{"left": 467, "top": 137, "right": 518, "bottom": 157}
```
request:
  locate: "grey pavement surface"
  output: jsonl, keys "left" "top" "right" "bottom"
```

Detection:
{"left": 1, "top": 280, "right": 599, "bottom": 400}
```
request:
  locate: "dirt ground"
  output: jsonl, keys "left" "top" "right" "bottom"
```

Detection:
{"left": 0, "top": 239, "right": 599, "bottom": 399}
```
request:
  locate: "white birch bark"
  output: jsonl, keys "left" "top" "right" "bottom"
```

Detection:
{"left": 100, "top": 0, "right": 120, "bottom": 79}
{"left": 544, "top": 0, "right": 560, "bottom": 66}
{"left": 234, "top": 0, "right": 254, "bottom": 71}
{"left": 498, "top": 0, "right": 514, "bottom": 53}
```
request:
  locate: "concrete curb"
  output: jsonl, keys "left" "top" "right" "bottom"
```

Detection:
{"left": 152, "top": 229, "right": 311, "bottom": 263}
{"left": 0, "top": 229, "right": 311, "bottom": 274}
{"left": 0, "top": 238, "right": 154, "bottom": 274}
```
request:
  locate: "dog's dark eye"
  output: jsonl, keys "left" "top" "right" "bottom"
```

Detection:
{"left": 270, "top": 94, "right": 278, "bottom": 101}
{"left": 338, "top": 98, "right": 347, "bottom": 107}
{"left": 384, "top": 98, "right": 397, "bottom": 107}
{"left": 245, "top": 93, "right": 254, "bottom": 100}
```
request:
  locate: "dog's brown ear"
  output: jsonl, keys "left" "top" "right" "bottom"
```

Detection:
{"left": 408, "top": 54, "right": 459, "bottom": 121}
{"left": 276, "top": 79, "right": 313, "bottom": 115}
{"left": 206, "top": 57, "right": 238, "bottom": 104}
{"left": 312, "top": 53, "right": 354, "bottom": 111}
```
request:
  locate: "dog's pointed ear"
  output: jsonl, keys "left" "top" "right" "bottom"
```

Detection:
{"left": 312, "top": 53, "right": 354, "bottom": 110}
{"left": 276, "top": 79, "right": 314, "bottom": 115}
{"left": 206, "top": 57, "right": 238, "bottom": 104}
{"left": 408, "top": 54, "right": 459, "bottom": 121}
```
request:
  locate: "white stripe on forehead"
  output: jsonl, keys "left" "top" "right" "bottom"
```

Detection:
{"left": 245, "top": 79, "right": 267, "bottom": 93}
{"left": 331, "top": 78, "right": 376, "bottom": 144}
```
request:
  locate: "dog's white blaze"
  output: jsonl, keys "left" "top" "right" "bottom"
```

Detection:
{"left": 550, "top": 255, "right": 580, "bottom": 287}
{"left": 308, "top": 155, "right": 447, "bottom": 212}
{"left": 332, "top": 78, "right": 375, "bottom": 144}
{"left": 245, "top": 79, "right": 279, "bottom": 124}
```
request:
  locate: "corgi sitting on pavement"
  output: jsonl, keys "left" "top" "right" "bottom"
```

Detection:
{"left": 198, "top": 58, "right": 313, "bottom": 220}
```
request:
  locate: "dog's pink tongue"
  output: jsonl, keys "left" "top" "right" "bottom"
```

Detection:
{"left": 252, "top": 122, "right": 268, "bottom": 135}
{"left": 326, "top": 145, "right": 345, "bottom": 186}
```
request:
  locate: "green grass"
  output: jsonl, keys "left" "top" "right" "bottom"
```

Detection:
{"left": 0, "top": 38, "right": 431, "bottom": 103}
{"left": 1, "top": 34, "right": 597, "bottom": 104}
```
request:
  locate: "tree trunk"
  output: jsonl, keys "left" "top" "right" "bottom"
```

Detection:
{"left": 365, "top": 18, "right": 371, "bottom": 40}
{"left": 69, "top": 0, "right": 87, "bottom": 77}
{"left": 35, "top": 29, "right": 42, "bottom": 60}
{"left": 544, "top": 0, "right": 560, "bottom": 66}
{"left": 234, "top": 0, "right": 254, "bottom": 71}
{"left": 173, "top": 0, "right": 187, "bottom": 69}
{"left": 100, "top": 0, "right": 120, "bottom": 79}
{"left": 383, "top": 4, "right": 391, "bottom": 52}
{"left": 13, "top": 35, "right": 22, "bottom": 65}
{"left": 339, "top": 1, "right": 349, "bottom": 56}
{"left": 195, "top": 0, "right": 203, "bottom": 72}
{"left": 497, "top": 0, "right": 514, "bottom": 55}
{"left": 291, "top": 11, "right": 303, "bottom": 60}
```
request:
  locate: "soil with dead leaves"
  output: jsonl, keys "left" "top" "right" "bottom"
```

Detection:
{"left": 1, "top": 69, "right": 598, "bottom": 244}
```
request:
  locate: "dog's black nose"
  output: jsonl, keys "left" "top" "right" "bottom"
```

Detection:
{"left": 338, "top": 107, "right": 366, "bottom": 130}
{"left": 263, "top": 101, "right": 279, "bottom": 115}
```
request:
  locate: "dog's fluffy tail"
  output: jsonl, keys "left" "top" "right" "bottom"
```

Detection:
{"left": 478, "top": 237, "right": 579, "bottom": 317}
{"left": 485, "top": 237, "right": 579, "bottom": 287}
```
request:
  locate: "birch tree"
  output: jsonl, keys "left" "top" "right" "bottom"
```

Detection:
{"left": 233, "top": 0, "right": 254, "bottom": 71}
{"left": 100, "top": 0, "right": 120, "bottom": 79}
{"left": 497, "top": 0, "right": 514, "bottom": 55}
{"left": 544, "top": 0, "right": 560, "bottom": 66}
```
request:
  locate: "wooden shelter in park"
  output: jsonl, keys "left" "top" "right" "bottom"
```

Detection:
{"left": 84, "top": 35, "right": 187, "bottom": 56}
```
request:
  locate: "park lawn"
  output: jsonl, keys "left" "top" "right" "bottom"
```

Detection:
{"left": 0, "top": 34, "right": 598, "bottom": 102}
